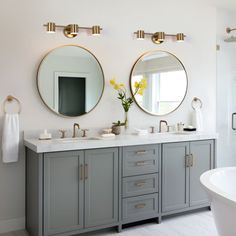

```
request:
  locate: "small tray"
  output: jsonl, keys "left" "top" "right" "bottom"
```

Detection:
{"left": 183, "top": 128, "right": 196, "bottom": 132}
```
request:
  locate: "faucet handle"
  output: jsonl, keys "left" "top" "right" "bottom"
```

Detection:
{"left": 81, "top": 129, "right": 89, "bottom": 137}
{"left": 150, "top": 126, "right": 155, "bottom": 134}
{"left": 59, "top": 129, "right": 66, "bottom": 139}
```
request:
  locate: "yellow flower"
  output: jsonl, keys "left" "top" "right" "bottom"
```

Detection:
{"left": 134, "top": 81, "right": 139, "bottom": 88}
{"left": 138, "top": 88, "right": 144, "bottom": 96}
{"left": 139, "top": 79, "right": 147, "bottom": 89}
{"left": 110, "top": 79, "right": 116, "bottom": 86}
{"left": 114, "top": 84, "right": 120, "bottom": 90}
{"left": 119, "top": 83, "right": 124, "bottom": 87}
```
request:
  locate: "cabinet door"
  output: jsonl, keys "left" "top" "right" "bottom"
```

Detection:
{"left": 162, "top": 142, "right": 190, "bottom": 213}
{"left": 84, "top": 148, "right": 119, "bottom": 228}
{"left": 190, "top": 140, "right": 214, "bottom": 207}
{"left": 44, "top": 151, "right": 84, "bottom": 236}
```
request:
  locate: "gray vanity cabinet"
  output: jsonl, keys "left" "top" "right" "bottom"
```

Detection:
{"left": 44, "top": 148, "right": 119, "bottom": 235}
{"left": 26, "top": 138, "right": 216, "bottom": 236}
{"left": 121, "top": 145, "right": 160, "bottom": 224}
{"left": 162, "top": 142, "right": 190, "bottom": 213}
{"left": 84, "top": 149, "right": 118, "bottom": 228}
{"left": 27, "top": 148, "right": 119, "bottom": 236}
{"left": 189, "top": 140, "right": 214, "bottom": 206}
{"left": 44, "top": 151, "right": 84, "bottom": 236}
{"left": 162, "top": 140, "right": 214, "bottom": 214}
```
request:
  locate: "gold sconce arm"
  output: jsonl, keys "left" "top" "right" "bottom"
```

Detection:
{"left": 44, "top": 22, "right": 102, "bottom": 38}
{"left": 134, "top": 30, "right": 186, "bottom": 44}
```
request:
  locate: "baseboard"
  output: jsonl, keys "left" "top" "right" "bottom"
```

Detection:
{"left": 0, "top": 217, "right": 25, "bottom": 233}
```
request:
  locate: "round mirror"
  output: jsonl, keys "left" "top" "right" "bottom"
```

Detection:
{"left": 130, "top": 51, "right": 188, "bottom": 116}
{"left": 37, "top": 45, "right": 104, "bottom": 117}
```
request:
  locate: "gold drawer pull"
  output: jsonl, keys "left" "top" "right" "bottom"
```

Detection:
{"left": 136, "top": 150, "right": 147, "bottom": 155}
{"left": 84, "top": 164, "right": 88, "bottom": 180}
{"left": 135, "top": 161, "right": 147, "bottom": 166}
{"left": 190, "top": 154, "right": 194, "bottom": 167}
{"left": 80, "top": 164, "right": 84, "bottom": 181}
{"left": 135, "top": 203, "right": 146, "bottom": 209}
{"left": 135, "top": 181, "right": 146, "bottom": 187}
{"left": 185, "top": 155, "right": 190, "bottom": 168}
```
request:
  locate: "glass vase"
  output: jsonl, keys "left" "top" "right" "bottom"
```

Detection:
{"left": 124, "top": 111, "right": 129, "bottom": 130}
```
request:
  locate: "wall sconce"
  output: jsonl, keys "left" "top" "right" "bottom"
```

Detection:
{"left": 44, "top": 22, "right": 102, "bottom": 38}
{"left": 134, "top": 30, "right": 186, "bottom": 44}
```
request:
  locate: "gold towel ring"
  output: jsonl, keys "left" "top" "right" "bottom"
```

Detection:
{"left": 3, "top": 95, "right": 21, "bottom": 114}
{"left": 191, "top": 97, "right": 202, "bottom": 110}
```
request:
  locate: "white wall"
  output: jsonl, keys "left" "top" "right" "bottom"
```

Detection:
{"left": 216, "top": 8, "right": 236, "bottom": 167}
{"left": 0, "top": 0, "right": 217, "bottom": 232}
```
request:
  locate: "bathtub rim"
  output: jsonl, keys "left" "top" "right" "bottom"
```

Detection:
{"left": 200, "top": 167, "right": 236, "bottom": 207}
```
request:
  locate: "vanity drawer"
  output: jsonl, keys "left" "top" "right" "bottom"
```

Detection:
{"left": 122, "top": 145, "right": 159, "bottom": 177}
{"left": 122, "top": 193, "right": 158, "bottom": 223}
{"left": 122, "top": 174, "right": 158, "bottom": 198}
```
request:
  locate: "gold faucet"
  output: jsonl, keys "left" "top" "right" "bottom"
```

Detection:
{"left": 72, "top": 123, "right": 80, "bottom": 138}
{"left": 159, "top": 120, "right": 168, "bottom": 132}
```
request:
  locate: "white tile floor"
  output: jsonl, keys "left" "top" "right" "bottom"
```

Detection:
{"left": 0, "top": 210, "right": 218, "bottom": 236}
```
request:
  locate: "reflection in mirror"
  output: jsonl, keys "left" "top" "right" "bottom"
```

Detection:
{"left": 37, "top": 45, "right": 104, "bottom": 117}
{"left": 130, "top": 51, "right": 187, "bottom": 116}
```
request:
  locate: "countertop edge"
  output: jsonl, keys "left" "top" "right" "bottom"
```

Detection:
{"left": 24, "top": 132, "right": 218, "bottom": 153}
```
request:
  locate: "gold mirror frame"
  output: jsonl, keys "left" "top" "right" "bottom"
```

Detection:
{"left": 130, "top": 50, "right": 188, "bottom": 116}
{"left": 37, "top": 44, "right": 105, "bottom": 118}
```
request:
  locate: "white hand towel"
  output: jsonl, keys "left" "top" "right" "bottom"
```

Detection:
{"left": 2, "top": 113, "right": 19, "bottom": 163}
{"left": 192, "top": 107, "right": 203, "bottom": 132}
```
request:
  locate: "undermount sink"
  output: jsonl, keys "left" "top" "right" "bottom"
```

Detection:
{"left": 150, "top": 131, "right": 194, "bottom": 136}
{"left": 55, "top": 137, "right": 101, "bottom": 143}
{"left": 170, "top": 131, "right": 195, "bottom": 135}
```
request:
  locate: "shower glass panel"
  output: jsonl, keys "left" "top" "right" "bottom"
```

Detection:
{"left": 217, "top": 41, "right": 236, "bottom": 167}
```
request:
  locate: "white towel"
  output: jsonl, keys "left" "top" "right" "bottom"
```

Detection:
{"left": 2, "top": 113, "right": 19, "bottom": 163}
{"left": 192, "top": 107, "right": 203, "bottom": 132}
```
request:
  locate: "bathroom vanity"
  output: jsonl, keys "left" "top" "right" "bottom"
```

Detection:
{"left": 24, "top": 132, "right": 217, "bottom": 236}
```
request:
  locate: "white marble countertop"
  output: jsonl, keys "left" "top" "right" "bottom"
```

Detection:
{"left": 24, "top": 132, "right": 218, "bottom": 153}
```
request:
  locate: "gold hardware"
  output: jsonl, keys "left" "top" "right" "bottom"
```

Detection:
{"left": 80, "top": 164, "right": 84, "bottom": 181}
{"left": 135, "top": 203, "right": 146, "bottom": 209}
{"left": 136, "top": 30, "right": 145, "bottom": 40}
{"left": 136, "top": 161, "right": 146, "bottom": 166}
{"left": 81, "top": 129, "right": 89, "bottom": 137}
{"left": 46, "top": 22, "right": 56, "bottom": 33}
{"left": 150, "top": 126, "right": 155, "bottom": 134}
{"left": 136, "top": 150, "right": 147, "bottom": 155}
{"left": 176, "top": 33, "right": 184, "bottom": 42}
{"left": 190, "top": 154, "right": 194, "bottom": 167}
{"left": 152, "top": 32, "right": 165, "bottom": 44}
{"left": 135, "top": 181, "right": 146, "bottom": 187}
{"left": 64, "top": 24, "right": 79, "bottom": 38}
{"left": 44, "top": 22, "right": 102, "bottom": 38}
{"left": 59, "top": 129, "right": 66, "bottom": 139}
{"left": 72, "top": 123, "right": 80, "bottom": 138}
{"left": 134, "top": 30, "right": 186, "bottom": 44}
{"left": 159, "top": 120, "right": 168, "bottom": 133}
{"left": 3, "top": 95, "right": 21, "bottom": 114}
{"left": 84, "top": 164, "right": 88, "bottom": 180}
{"left": 185, "top": 155, "right": 190, "bottom": 168}
{"left": 92, "top": 25, "right": 101, "bottom": 35}
{"left": 185, "top": 154, "right": 194, "bottom": 167}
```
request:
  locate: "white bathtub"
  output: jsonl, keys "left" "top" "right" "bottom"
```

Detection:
{"left": 200, "top": 167, "right": 236, "bottom": 236}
